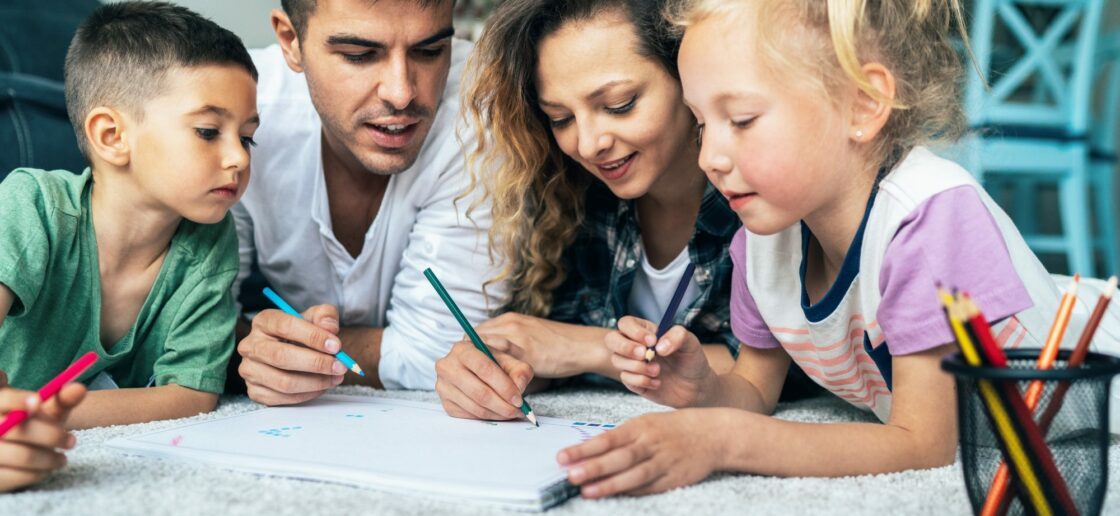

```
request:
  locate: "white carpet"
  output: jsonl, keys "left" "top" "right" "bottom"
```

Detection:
{"left": 1, "top": 385, "right": 1116, "bottom": 515}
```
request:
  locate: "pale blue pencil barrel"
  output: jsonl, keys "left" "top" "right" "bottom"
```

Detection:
{"left": 262, "top": 287, "right": 365, "bottom": 377}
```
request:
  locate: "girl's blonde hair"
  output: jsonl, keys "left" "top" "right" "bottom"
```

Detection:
{"left": 669, "top": 0, "right": 969, "bottom": 168}
{"left": 462, "top": 0, "right": 685, "bottom": 316}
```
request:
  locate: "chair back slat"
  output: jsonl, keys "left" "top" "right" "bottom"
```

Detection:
{"left": 966, "top": 0, "right": 1106, "bottom": 135}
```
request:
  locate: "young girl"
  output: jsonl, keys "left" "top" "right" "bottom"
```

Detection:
{"left": 558, "top": 0, "right": 1092, "bottom": 497}
{"left": 434, "top": 0, "right": 747, "bottom": 421}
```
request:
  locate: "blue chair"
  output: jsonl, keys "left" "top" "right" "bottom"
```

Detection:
{"left": 1090, "top": 28, "right": 1120, "bottom": 276}
{"left": 963, "top": 0, "right": 1111, "bottom": 277}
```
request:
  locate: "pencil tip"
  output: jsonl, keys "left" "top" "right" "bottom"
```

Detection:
{"left": 352, "top": 365, "right": 366, "bottom": 377}
{"left": 526, "top": 412, "right": 539, "bottom": 426}
{"left": 644, "top": 348, "right": 656, "bottom": 362}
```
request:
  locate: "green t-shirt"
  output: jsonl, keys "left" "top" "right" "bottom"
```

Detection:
{"left": 0, "top": 168, "right": 239, "bottom": 393}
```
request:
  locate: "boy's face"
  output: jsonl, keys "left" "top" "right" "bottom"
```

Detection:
{"left": 126, "top": 64, "right": 259, "bottom": 224}
{"left": 291, "top": 0, "right": 454, "bottom": 176}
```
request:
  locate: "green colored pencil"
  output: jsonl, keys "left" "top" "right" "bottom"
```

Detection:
{"left": 424, "top": 267, "right": 538, "bottom": 426}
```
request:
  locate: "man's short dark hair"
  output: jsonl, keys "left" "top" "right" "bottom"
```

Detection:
{"left": 64, "top": 1, "right": 258, "bottom": 156}
{"left": 281, "top": 0, "right": 454, "bottom": 39}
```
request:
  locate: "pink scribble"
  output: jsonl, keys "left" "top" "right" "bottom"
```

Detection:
{"left": 170, "top": 435, "right": 183, "bottom": 446}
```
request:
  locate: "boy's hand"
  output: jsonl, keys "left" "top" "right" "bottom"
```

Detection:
{"left": 435, "top": 340, "right": 533, "bottom": 421}
{"left": 557, "top": 410, "right": 720, "bottom": 498}
{"left": 237, "top": 305, "right": 347, "bottom": 406}
{"left": 0, "top": 376, "right": 85, "bottom": 493}
{"left": 606, "top": 316, "right": 716, "bottom": 408}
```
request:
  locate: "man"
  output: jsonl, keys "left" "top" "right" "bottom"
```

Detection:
{"left": 233, "top": 0, "right": 499, "bottom": 404}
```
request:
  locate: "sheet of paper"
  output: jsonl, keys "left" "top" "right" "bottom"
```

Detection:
{"left": 106, "top": 395, "right": 616, "bottom": 511}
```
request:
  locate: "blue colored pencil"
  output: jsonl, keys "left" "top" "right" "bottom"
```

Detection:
{"left": 262, "top": 287, "right": 365, "bottom": 377}
{"left": 646, "top": 262, "right": 697, "bottom": 362}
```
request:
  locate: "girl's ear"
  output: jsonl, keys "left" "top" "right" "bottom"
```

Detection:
{"left": 849, "top": 62, "right": 896, "bottom": 143}
{"left": 85, "top": 107, "right": 131, "bottom": 167}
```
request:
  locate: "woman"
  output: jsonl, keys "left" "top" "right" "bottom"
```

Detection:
{"left": 435, "top": 0, "right": 740, "bottom": 420}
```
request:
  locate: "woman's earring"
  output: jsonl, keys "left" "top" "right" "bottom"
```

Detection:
{"left": 854, "top": 129, "right": 864, "bottom": 140}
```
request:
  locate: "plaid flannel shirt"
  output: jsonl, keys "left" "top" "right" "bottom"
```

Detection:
{"left": 549, "top": 181, "right": 741, "bottom": 355}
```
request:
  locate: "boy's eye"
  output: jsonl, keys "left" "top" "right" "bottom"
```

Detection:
{"left": 196, "top": 128, "right": 219, "bottom": 141}
{"left": 605, "top": 95, "right": 637, "bottom": 115}
{"left": 240, "top": 136, "right": 258, "bottom": 148}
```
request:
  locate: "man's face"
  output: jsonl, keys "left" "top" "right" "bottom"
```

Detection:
{"left": 296, "top": 0, "right": 453, "bottom": 175}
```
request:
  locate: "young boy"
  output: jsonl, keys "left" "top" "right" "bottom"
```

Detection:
{"left": 0, "top": 1, "right": 258, "bottom": 434}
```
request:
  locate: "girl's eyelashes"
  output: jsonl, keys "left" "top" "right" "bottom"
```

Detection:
{"left": 195, "top": 127, "right": 220, "bottom": 141}
{"left": 731, "top": 117, "right": 757, "bottom": 129}
{"left": 240, "top": 136, "right": 258, "bottom": 148}
{"left": 605, "top": 95, "right": 637, "bottom": 115}
{"left": 695, "top": 123, "right": 705, "bottom": 146}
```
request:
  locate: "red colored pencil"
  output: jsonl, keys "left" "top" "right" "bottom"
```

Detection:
{"left": 0, "top": 352, "right": 98, "bottom": 437}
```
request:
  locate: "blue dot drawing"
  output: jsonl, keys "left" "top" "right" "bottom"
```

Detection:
{"left": 345, "top": 414, "right": 365, "bottom": 418}
{"left": 258, "top": 426, "right": 303, "bottom": 438}
{"left": 573, "top": 422, "right": 587, "bottom": 426}
{"left": 586, "top": 423, "right": 601, "bottom": 427}
{"left": 603, "top": 424, "right": 616, "bottom": 429}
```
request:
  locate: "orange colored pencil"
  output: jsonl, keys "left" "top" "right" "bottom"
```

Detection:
{"left": 1023, "top": 274, "right": 1080, "bottom": 408}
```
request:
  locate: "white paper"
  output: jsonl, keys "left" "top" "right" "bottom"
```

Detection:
{"left": 106, "top": 395, "right": 615, "bottom": 511}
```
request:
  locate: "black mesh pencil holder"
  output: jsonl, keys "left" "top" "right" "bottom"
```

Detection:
{"left": 942, "top": 349, "right": 1120, "bottom": 516}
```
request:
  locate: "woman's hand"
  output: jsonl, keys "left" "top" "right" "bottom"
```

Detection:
{"left": 434, "top": 340, "right": 534, "bottom": 421}
{"left": 476, "top": 313, "right": 611, "bottom": 378}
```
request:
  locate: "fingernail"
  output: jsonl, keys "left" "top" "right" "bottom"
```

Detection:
{"left": 322, "top": 317, "right": 339, "bottom": 330}
{"left": 634, "top": 346, "right": 646, "bottom": 359}
{"left": 510, "top": 395, "right": 524, "bottom": 407}
{"left": 583, "top": 485, "right": 599, "bottom": 497}
{"left": 570, "top": 467, "right": 585, "bottom": 482}
{"left": 25, "top": 396, "right": 39, "bottom": 411}
{"left": 325, "top": 339, "right": 341, "bottom": 353}
{"left": 557, "top": 452, "right": 569, "bottom": 465}
{"left": 656, "top": 339, "right": 669, "bottom": 353}
{"left": 67, "top": 434, "right": 77, "bottom": 448}
{"left": 332, "top": 362, "right": 347, "bottom": 374}
{"left": 334, "top": 375, "right": 345, "bottom": 385}
{"left": 651, "top": 379, "right": 661, "bottom": 388}
{"left": 644, "top": 335, "right": 657, "bottom": 346}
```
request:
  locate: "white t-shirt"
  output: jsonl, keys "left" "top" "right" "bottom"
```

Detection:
{"left": 626, "top": 245, "right": 700, "bottom": 326}
{"left": 232, "top": 40, "right": 503, "bottom": 389}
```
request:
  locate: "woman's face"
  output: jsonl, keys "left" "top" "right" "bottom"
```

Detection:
{"left": 535, "top": 12, "right": 696, "bottom": 200}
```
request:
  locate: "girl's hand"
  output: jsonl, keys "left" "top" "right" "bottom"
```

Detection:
{"left": 606, "top": 316, "right": 716, "bottom": 407}
{"left": 557, "top": 409, "right": 721, "bottom": 498}
{"left": 0, "top": 372, "right": 86, "bottom": 493}
{"left": 434, "top": 339, "right": 534, "bottom": 421}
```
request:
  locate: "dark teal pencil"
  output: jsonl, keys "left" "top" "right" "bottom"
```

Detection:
{"left": 423, "top": 268, "right": 538, "bottom": 426}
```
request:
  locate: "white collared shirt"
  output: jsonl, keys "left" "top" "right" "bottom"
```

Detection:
{"left": 233, "top": 40, "right": 502, "bottom": 389}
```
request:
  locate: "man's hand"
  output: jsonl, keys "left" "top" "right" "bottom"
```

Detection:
{"left": 237, "top": 305, "right": 349, "bottom": 405}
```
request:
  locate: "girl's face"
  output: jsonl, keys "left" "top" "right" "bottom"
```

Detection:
{"left": 678, "top": 15, "right": 861, "bottom": 235}
{"left": 535, "top": 12, "right": 697, "bottom": 200}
